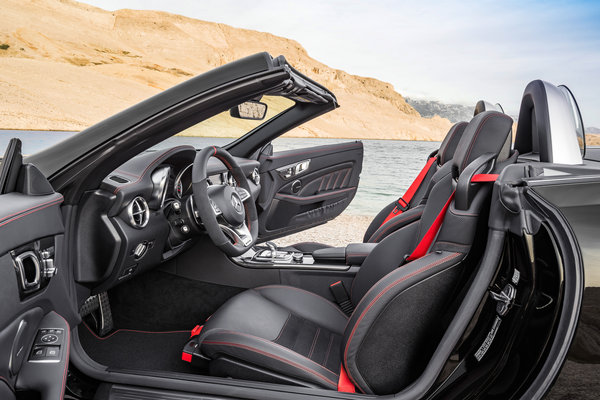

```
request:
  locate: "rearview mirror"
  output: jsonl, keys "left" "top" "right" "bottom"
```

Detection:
{"left": 230, "top": 101, "right": 268, "bottom": 120}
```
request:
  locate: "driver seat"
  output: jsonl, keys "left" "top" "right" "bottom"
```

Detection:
{"left": 184, "top": 111, "right": 514, "bottom": 394}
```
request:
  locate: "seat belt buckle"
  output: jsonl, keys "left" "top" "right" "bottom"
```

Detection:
{"left": 190, "top": 324, "right": 203, "bottom": 338}
{"left": 329, "top": 281, "right": 354, "bottom": 316}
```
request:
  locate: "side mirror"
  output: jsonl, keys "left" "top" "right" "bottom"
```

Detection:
{"left": 230, "top": 101, "right": 268, "bottom": 120}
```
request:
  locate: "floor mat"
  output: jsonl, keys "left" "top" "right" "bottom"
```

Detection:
{"left": 78, "top": 323, "right": 201, "bottom": 373}
{"left": 108, "top": 269, "right": 244, "bottom": 331}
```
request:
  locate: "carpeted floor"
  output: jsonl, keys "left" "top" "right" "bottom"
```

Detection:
{"left": 78, "top": 323, "right": 202, "bottom": 374}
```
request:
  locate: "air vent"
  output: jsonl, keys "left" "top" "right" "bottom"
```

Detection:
{"left": 109, "top": 175, "right": 129, "bottom": 184}
{"left": 127, "top": 197, "right": 149, "bottom": 229}
{"left": 251, "top": 168, "right": 260, "bottom": 185}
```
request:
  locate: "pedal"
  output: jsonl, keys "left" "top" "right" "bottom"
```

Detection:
{"left": 79, "top": 292, "right": 114, "bottom": 337}
{"left": 79, "top": 295, "right": 100, "bottom": 317}
{"left": 97, "top": 292, "right": 114, "bottom": 336}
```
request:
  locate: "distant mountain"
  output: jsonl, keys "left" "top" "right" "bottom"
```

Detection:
{"left": 586, "top": 127, "right": 600, "bottom": 134}
{"left": 0, "top": 0, "right": 452, "bottom": 141}
{"left": 405, "top": 98, "right": 475, "bottom": 123}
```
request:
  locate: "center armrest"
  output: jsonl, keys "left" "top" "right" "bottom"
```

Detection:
{"left": 345, "top": 243, "right": 377, "bottom": 265}
{"left": 312, "top": 243, "right": 377, "bottom": 265}
{"left": 312, "top": 246, "right": 346, "bottom": 263}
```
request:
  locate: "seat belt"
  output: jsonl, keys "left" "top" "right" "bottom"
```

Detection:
{"left": 338, "top": 364, "right": 356, "bottom": 393}
{"left": 380, "top": 156, "right": 438, "bottom": 227}
{"left": 405, "top": 173, "right": 498, "bottom": 262}
{"left": 329, "top": 281, "right": 354, "bottom": 316}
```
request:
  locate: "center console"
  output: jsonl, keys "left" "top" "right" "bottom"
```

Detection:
{"left": 234, "top": 242, "right": 377, "bottom": 270}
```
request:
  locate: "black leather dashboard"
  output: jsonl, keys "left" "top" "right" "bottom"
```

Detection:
{"left": 74, "top": 146, "right": 261, "bottom": 292}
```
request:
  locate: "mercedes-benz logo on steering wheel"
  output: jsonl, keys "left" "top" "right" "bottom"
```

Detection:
{"left": 231, "top": 193, "right": 243, "bottom": 213}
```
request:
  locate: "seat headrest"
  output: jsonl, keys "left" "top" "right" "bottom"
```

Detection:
{"left": 438, "top": 122, "right": 468, "bottom": 165}
{"left": 452, "top": 111, "right": 514, "bottom": 175}
{"left": 474, "top": 100, "right": 504, "bottom": 116}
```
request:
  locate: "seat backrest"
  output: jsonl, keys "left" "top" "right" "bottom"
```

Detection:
{"left": 343, "top": 111, "right": 514, "bottom": 395}
{"left": 362, "top": 121, "right": 468, "bottom": 243}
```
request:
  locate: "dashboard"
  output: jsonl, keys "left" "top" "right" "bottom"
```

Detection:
{"left": 73, "top": 145, "right": 261, "bottom": 292}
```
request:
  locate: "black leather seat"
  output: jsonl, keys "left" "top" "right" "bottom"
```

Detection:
{"left": 283, "top": 121, "right": 468, "bottom": 253}
{"left": 189, "top": 111, "right": 515, "bottom": 394}
{"left": 285, "top": 100, "right": 507, "bottom": 253}
{"left": 197, "top": 285, "right": 347, "bottom": 388}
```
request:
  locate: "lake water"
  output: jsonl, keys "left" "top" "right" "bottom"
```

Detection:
{"left": 0, "top": 130, "right": 439, "bottom": 216}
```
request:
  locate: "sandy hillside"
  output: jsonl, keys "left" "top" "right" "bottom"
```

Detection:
{"left": 0, "top": 0, "right": 452, "bottom": 140}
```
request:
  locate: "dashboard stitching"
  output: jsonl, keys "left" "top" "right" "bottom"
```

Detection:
{"left": 113, "top": 145, "right": 194, "bottom": 194}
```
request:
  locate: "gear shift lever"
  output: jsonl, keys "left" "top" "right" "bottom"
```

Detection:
{"left": 265, "top": 241, "right": 278, "bottom": 262}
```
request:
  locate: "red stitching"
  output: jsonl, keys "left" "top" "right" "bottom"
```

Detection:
{"left": 254, "top": 285, "right": 348, "bottom": 319}
{"left": 114, "top": 169, "right": 140, "bottom": 179}
{"left": 0, "top": 375, "right": 12, "bottom": 393}
{"left": 0, "top": 199, "right": 63, "bottom": 228}
{"left": 0, "top": 196, "right": 63, "bottom": 223}
{"left": 209, "top": 330, "right": 339, "bottom": 375}
{"left": 343, "top": 252, "right": 461, "bottom": 389}
{"left": 369, "top": 211, "right": 422, "bottom": 243}
{"left": 214, "top": 154, "right": 233, "bottom": 170}
{"left": 439, "top": 122, "right": 467, "bottom": 165}
{"left": 275, "top": 187, "right": 356, "bottom": 202}
{"left": 323, "top": 334, "right": 335, "bottom": 368}
{"left": 308, "top": 328, "right": 320, "bottom": 359}
{"left": 273, "top": 314, "right": 291, "bottom": 342}
{"left": 114, "top": 146, "right": 193, "bottom": 194}
{"left": 202, "top": 340, "right": 337, "bottom": 387}
{"left": 461, "top": 113, "right": 512, "bottom": 171}
{"left": 82, "top": 322, "right": 189, "bottom": 340}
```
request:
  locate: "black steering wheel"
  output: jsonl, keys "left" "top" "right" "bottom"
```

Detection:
{"left": 191, "top": 146, "right": 259, "bottom": 256}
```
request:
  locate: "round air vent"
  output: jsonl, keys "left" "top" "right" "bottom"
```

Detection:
{"left": 127, "top": 196, "right": 149, "bottom": 229}
{"left": 251, "top": 168, "right": 260, "bottom": 185}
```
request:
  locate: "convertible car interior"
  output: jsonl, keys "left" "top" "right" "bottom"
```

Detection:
{"left": 0, "top": 53, "right": 595, "bottom": 399}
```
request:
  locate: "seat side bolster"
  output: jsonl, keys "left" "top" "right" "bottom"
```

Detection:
{"left": 200, "top": 329, "right": 340, "bottom": 389}
{"left": 342, "top": 251, "right": 464, "bottom": 394}
{"left": 365, "top": 206, "right": 424, "bottom": 243}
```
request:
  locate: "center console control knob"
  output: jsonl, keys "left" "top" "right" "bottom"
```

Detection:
{"left": 292, "top": 252, "right": 303, "bottom": 263}
{"left": 172, "top": 201, "right": 181, "bottom": 213}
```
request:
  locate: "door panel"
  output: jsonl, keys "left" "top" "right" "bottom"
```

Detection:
{"left": 0, "top": 140, "right": 73, "bottom": 400}
{"left": 257, "top": 141, "right": 363, "bottom": 241}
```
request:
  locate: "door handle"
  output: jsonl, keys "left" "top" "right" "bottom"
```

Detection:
{"left": 277, "top": 159, "right": 310, "bottom": 179}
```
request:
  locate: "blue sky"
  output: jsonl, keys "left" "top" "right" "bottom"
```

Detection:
{"left": 83, "top": 0, "right": 600, "bottom": 126}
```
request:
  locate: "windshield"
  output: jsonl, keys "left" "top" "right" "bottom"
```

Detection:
{"left": 0, "top": 95, "right": 296, "bottom": 155}
{"left": 178, "top": 95, "right": 295, "bottom": 139}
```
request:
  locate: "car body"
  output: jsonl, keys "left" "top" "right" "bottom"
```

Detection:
{"left": 0, "top": 52, "right": 598, "bottom": 399}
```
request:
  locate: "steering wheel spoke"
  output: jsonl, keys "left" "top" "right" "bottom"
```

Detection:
{"left": 235, "top": 187, "right": 251, "bottom": 202}
{"left": 192, "top": 146, "right": 259, "bottom": 256}
{"left": 209, "top": 198, "right": 223, "bottom": 216}
{"left": 219, "top": 222, "right": 253, "bottom": 247}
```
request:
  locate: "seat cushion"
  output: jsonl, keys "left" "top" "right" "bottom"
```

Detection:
{"left": 197, "top": 285, "right": 348, "bottom": 389}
